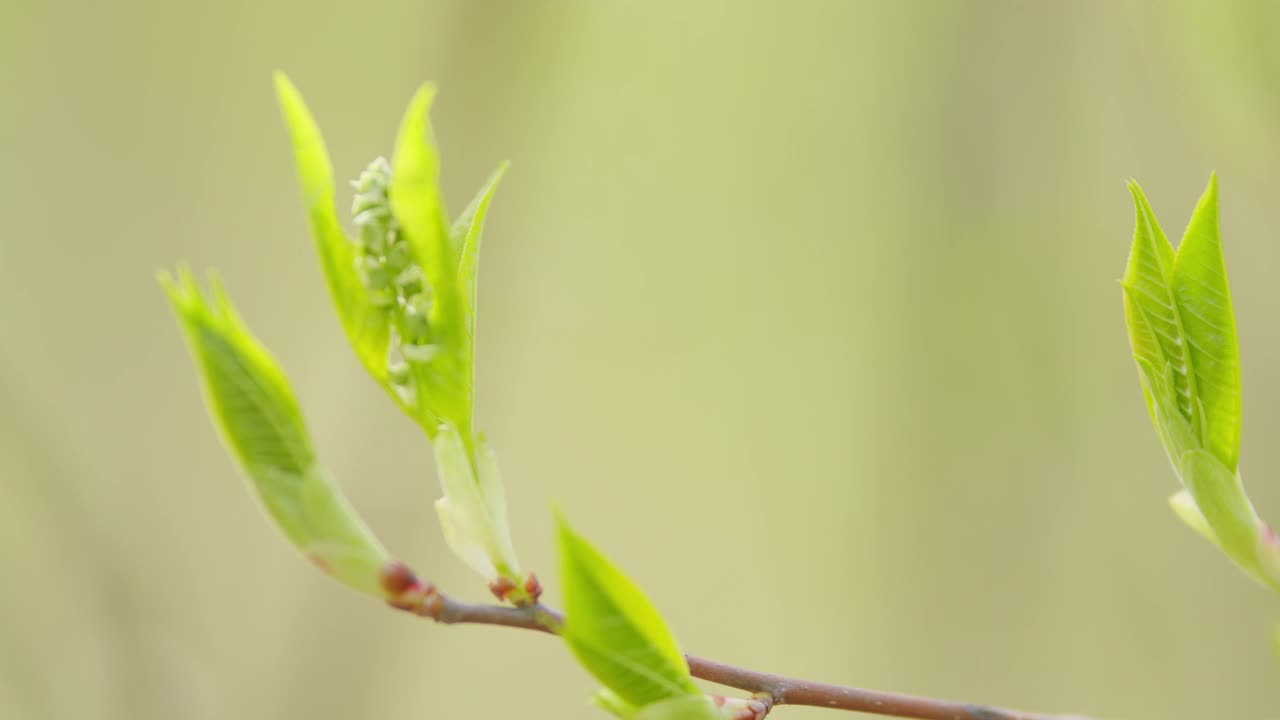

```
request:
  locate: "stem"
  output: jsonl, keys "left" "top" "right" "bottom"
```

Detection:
{"left": 422, "top": 590, "right": 1094, "bottom": 720}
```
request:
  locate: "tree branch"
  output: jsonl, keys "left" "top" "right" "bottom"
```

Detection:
{"left": 415, "top": 589, "right": 1095, "bottom": 720}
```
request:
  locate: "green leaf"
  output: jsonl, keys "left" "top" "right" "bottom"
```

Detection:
{"left": 160, "top": 267, "right": 391, "bottom": 596}
{"left": 388, "top": 84, "right": 471, "bottom": 432}
{"left": 449, "top": 161, "right": 508, "bottom": 434}
{"left": 557, "top": 515, "right": 700, "bottom": 708}
{"left": 432, "top": 423, "right": 521, "bottom": 580}
{"left": 452, "top": 162, "right": 509, "bottom": 330}
{"left": 273, "top": 71, "right": 392, "bottom": 388}
{"left": 1123, "top": 181, "right": 1195, "bottom": 436}
{"left": 390, "top": 85, "right": 458, "bottom": 331}
{"left": 1170, "top": 175, "right": 1241, "bottom": 470}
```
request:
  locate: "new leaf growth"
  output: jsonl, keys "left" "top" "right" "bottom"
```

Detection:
{"left": 1122, "top": 175, "right": 1280, "bottom": 591}
{"left": 558, "top": 515, "right": 725, "bottom": 720}
{"left": 273, "top": 74, "right": 530, "bottom": 602}
{"left": 159, "top": 268, "right": 429, "bottom": 610}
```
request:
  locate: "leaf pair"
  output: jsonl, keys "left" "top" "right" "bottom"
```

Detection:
{"left": 1122, "top": 175, "right": 1280, "bottom": 591}
{"left": 558, "top": 517, "right": 727, "bottom": 720}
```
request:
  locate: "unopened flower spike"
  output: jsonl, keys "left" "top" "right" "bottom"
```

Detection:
{"left": 1122, "top": 174, "right": 1280, "bottom": 591}
{"left": 274, "top": 72, "right": 533, "bottom": 603}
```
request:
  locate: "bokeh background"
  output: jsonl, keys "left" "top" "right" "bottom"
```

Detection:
{"left": 3, "top": 1, "right": 1280, "bottom": 718}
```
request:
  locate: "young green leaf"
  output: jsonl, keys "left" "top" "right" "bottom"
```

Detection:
{"left": 432, "top": 424, "right": 522, "bottom": 582}
{"left": 159, "top": 267, "right": 392, "bottom": 597}
{"left": 390, "top": 85, "right": 459, "bottom": 333}
{"left": 557, "top": 515, "right": 700, "bottom": 708}
{"left": 1123, "top": 181, "right": 1195, "bottom": 441}
{"left": 273, "top": 72, "right": 392, "bottom": 389}
{"left": 1169, "top": 175, "right": 1241, "bottom": 470}
{"left": 386, "top": 84, "right": 473, "bottom": 435}
{"left": 453, "top": 162, "right": 509, "bottom": 330}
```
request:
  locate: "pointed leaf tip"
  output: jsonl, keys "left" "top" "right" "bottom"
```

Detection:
{"left": 274, "top": 72, "right": 396, "bottom": 394}
{"left": 272, "top": 69, "right": 292, "bottom": 96}
{"left": 390, "top": 82, "right": 444, "bottom": 249}
{"left": 1172, "top": 172, "right": 1240, "bottom": 470}
{"left": 455, "top": 161, "right": 511, "bottom": 332}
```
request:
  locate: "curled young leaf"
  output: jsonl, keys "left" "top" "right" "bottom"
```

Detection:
{"left": 432, "top": 424, "right": 529, "bottom": 601}
{"left": 558, "top": 515, "right": 701, "bottom": 708}
{"left": 160, "top": 268, "right": 393, "bottom": 597}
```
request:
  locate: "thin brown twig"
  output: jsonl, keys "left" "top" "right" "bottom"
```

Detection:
{"left": 418, "top": 590, "right": 1095, "bottom": 720}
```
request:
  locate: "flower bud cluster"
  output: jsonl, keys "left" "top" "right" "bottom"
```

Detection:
{"left": 351, "top": 157, "right": 438, "bottom": 401}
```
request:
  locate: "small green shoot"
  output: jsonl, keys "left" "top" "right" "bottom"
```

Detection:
{"left": 1121, "top": 175, "right": 1280, "bottom": 591}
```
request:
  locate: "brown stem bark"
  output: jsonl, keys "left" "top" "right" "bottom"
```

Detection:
{"left": 422, "top": 591, "right": 1094, "bottom": 720}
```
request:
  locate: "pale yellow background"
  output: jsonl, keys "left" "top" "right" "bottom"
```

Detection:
{"left": 2, "top": 2, "right": 1279, "bottom": 719}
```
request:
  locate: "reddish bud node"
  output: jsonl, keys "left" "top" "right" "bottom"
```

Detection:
{"left": 488, "top": 577, "right": 516, "bottom": 602}
{"left": 523, "top": 572, "right": 543, "bottom": 602}
{"left": 379, "top": 561, "right": 420, "bottom": 596}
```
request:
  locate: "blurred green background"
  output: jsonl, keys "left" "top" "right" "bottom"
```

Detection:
{"left": 3, "top": 1, "right": 1280, "bottom": 718}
